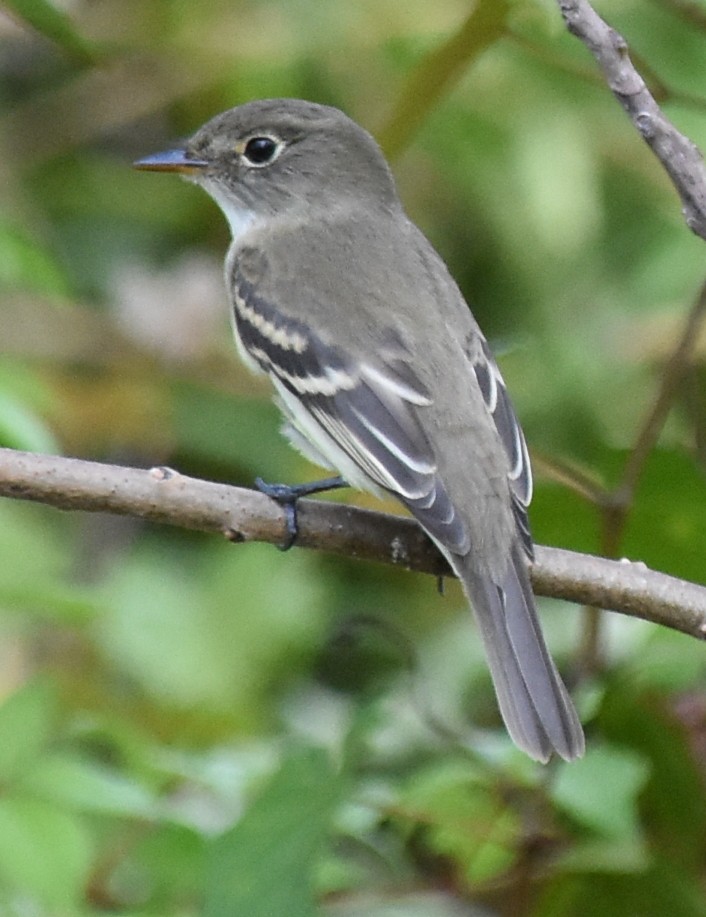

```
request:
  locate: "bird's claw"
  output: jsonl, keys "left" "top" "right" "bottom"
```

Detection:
{"left": 255, "top": 475, "right": 347, "bottom": 551}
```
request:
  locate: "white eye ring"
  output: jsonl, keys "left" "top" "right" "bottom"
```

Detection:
{"left": 241, "top": 135, "right": 283, "bottom": 167}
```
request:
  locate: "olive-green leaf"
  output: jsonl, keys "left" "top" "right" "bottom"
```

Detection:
{"left": 205, "top": 746, "right": 342, "bottom": 917}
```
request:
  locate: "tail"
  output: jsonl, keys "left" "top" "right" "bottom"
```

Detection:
{"left": 451, "top": 542, "right": 584, "bottom": 762}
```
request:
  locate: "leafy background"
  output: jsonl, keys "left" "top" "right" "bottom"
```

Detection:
{"left": 1, "top": 0, "right": 706, "bottom": 914}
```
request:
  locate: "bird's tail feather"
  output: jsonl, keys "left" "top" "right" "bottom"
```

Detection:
{"left": 450, "top": 543, "right": 584, "bottom": 762}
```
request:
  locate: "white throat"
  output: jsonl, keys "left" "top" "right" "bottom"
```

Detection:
{"left": 202, "top": 180, "right": 258, "bottom": 241}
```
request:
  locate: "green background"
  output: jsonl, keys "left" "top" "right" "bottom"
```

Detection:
{"left": 1, "top": 0, "right": 706, "bottom": 914}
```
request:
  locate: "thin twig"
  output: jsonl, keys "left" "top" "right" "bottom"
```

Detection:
{"left": 620, "top": 277, "right": 706, "bottom": 501}
{"left": 377, "top": 0, "right": 509, "bottom": 158}
{"left": 510, "top": 33, "right": 706, "bottom": 113}
{"left": 556, "top": 0, "right": 706, "bottom": 240}
{"left": 531, "top": 450, "right": 609, "bottom": 505}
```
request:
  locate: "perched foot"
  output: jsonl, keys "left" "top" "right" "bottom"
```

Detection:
{"left": 255, "top": 475, "right": 347, "bottom": 550}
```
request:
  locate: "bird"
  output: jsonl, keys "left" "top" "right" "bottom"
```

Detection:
{"left": 135, "top": 98, "right": 584, "bottom": 762}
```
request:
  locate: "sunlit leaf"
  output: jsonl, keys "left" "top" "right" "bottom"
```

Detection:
{"left": 552, "top": 745, "right": 649, "bottom": 839}
{"left": 396, "top": 758, "right": 521, "bottom": 885}
{"left": 0, "top": 794, "right": 91, "bottom": 910}
{"left": 22, "top": 752, "right": 158, "bottom": 818}
{"left": 0, "top": 391, "right": 60, "bottom": 453}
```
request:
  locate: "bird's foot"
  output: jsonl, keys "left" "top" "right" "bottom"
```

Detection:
{"left": 255, "top": 475, "right": 347, "bottom": 550}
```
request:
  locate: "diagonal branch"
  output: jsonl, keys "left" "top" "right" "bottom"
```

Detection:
{"left": 0, "top": 447, "right": 704, "bottom": 639}
{"left": 554, "top": 0, "right": 706, "bottom": 673}
{"left": 556, "top": 0, "right": 706, "bottom": 240}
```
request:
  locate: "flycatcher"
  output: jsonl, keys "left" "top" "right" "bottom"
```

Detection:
{"left": 135, "top": 99, "right": 584, "bottom": 762}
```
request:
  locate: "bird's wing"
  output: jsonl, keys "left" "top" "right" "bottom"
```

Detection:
{"left": 231, "top": 245, "right": 470, "bottom": 554}
{"left": 469, "top": 337, "right": 533, "bottom": 557}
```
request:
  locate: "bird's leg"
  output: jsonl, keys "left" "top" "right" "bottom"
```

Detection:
{"left": 255, "top": 475, "right": 348, "bottom": 550}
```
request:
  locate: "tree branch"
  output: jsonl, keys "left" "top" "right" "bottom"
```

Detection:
{"left": 0, "top": 447, "right": 704, "bottom": 640}
{"left": 556, "top": 0, "right": 706, "bottom": 241}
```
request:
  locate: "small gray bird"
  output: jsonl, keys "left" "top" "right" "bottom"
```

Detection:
{"left": 135, "top": 98, "right": 584, "bottom": 762}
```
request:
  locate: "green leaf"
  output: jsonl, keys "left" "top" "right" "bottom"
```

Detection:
{"left": 557, "top": 836, "right": 649, "bottom": 874}
{"left": 0, "top": 219, "right": 71, "bottom": 298}
{"left": 97, "top": 540, "right": 329, "bottom": 721}
{"left": 600, "top": 682, "right": 706, "bottom": 871}
{"left": 552, "top": 745, "right": 650, "bottom": 839}
{"left": 537, "top": 861, "right": 706, "bottom": 917}
{"left": 130, "top": 822, "right": 207, "bottom": 903}
{"left": 0, "top": 500, "right": 94, "bottom": 624}
{"left": 0, "top": 391, "right": 60, "bottom": 453}
{"left": 22, "top": 752, "right": 158, "bottom": 819}
{"left": 397, "top": 758, "right": 521, "bottom": 885}
{"left": 3, "top": 0, "right": 97, "bottom": 65}
{"left": 0, "top": 679, "right": 56, "bottom": 784}
{"left": 204, "top": 746, "right": 341, "bottom": 917}
{"left": 0, "top": 793, "right": 92, "bottom": 910}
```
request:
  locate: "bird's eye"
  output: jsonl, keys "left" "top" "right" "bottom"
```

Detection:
{"left": 242, "top": 136, "right": 281, "bottom": 166}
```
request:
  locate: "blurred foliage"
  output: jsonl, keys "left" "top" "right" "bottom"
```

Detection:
{"left": 1, "top": 0, "right": 706, "bottom": 914}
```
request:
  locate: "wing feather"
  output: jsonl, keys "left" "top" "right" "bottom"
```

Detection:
{"left": 471, "top": 338, "right": 533, "bottom": 556}
{"left": 231, "top": 247, "right": 470, "bottom": 553}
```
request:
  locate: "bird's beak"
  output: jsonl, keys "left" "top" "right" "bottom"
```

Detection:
{"left": 133, "top": 148, "right": 209, "bottom": 174}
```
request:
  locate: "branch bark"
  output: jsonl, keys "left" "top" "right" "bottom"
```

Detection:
{"left": 556, "top": 0, "right": 706, "bottom": 241}
{"left": 0, "top": 447, "right": 704, "bottom": 640}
